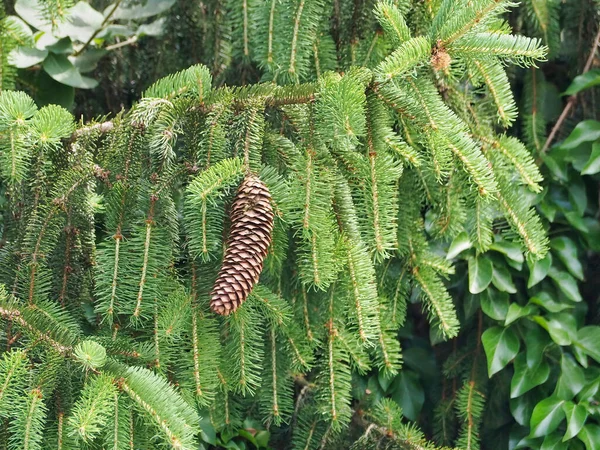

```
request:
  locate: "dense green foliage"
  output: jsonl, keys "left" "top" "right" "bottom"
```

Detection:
{"left": 0, "top": 0, "right": 598, "bottom": 449}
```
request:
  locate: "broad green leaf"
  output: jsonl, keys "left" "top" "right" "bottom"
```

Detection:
{"left": 491, "top": 240, "right": 525, "bottom": 264}
{"left": 69, "top": 49, "right": 107, "bottom": 73}
{"left": 505, "top": 303, "right": 537, "bottom": 326}
{"left": 511, "top": 353, "right": 550, "bottom": 398}
{"left": 468, "top": 255, "right": 493, "bottom": 294}
{"left": 533, "top": 314, "right": 577, "bottom": 346}
{"left": 548, "top": 267, "right": 582, "bottom": 302}
{"left": 561, "top": 121, "right": 600, "bottom": 150}
{"left": 564, "top": 69, "right": 600, "bottom": 96}
{"left": 528, "top": 254, "right": 552, "bottom": 288}
{"left": 578, "top": 379, "right": 600, "bottom": 402}
{"left": 511, "top": 392, "right": 537, "bottom": 427}
{"left": 574, "top": 327, "right": 600, "bottom": 363}
{"left": 567, "top": 176, "right": 587, "bottom": 216}
{"left": 15, "top": 0, "right": 53, "bottom": 32}
{"left": 551, "top": 237, "right": 583, "bottom": 280}
{"left": 446, "top": 231, "right": 471, "bottom": 259}
{"left": 564, "top": 211, "right": 589, "bottom": 233}
{"left": 530, "top": 291, "right": 573, "bottom": 313}
{"left": 391, "top": 370, "right": 424, "bottom": 421}
{"left": 525, "top": 326, "right": 551, "bottom": 368}
{"left": 492, "top": 265, "right": 517, "bottom": 293}
{"left": 43, "top": 53, "right": 98, "bottom": 89}
{"left": 480, "top": 288, "right": 509, "bottom": 321}
{"left": 563, "top": 401, "right": 587, "bottom": 441}
{"left": 578, "top": 424, "right": 600, "bottom": 450}
{"left": 556, "top": 354, "right": 585, "bottom": 400}
{"left": 541, "top": 433, "right": 568, "bottom": 450}
{"left": 582, "top": 142, "right": 600, "bottom": 175}
{"left": 137, "top": 17, "right": 166, "bottom": 36}
{"left": 60, "top": 2, "right": 104, "bottom": 42}
{"left": 482, "top": 326, "right": 520, "bottom": 376}
{"left": 8, "top": 46, "right": 47, "bottom": 68}
{"left": 529, "top": 397, "right": 565, "bottom": 438}
{"left": 111, "top": 0, "right": 177, "bottom": 20}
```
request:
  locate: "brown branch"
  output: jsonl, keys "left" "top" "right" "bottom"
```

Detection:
{"left": 541, "top": 27, "right": 600, "bottom": 154}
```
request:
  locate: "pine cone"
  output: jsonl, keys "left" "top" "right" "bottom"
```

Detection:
{"left": 210, "top": 175, "right": 274, "bottom": 315}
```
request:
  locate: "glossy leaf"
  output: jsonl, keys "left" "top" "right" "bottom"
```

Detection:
{"left": 511, "top": 353, "right": 550, "bottom": 398}
{"left": 556, "top": 354, "right": 585, "bottom": 400}
{"left": 528, "top": 254, "right": 552, "bottom": 288}
{"left": 482, "top": 326, "right": 520, "bottom": 376}
{"left": 574, "top": 327, "right": 600, "bottom": 363}
{"left": 551, "top": 237, "right": 584, "bottom": 281}
{"left": 492, "top": 265, "right": 517, "bottom": 293}
{"left": 468, "top": 255, "right": 493, "bottom": 294}
{"left": 446, "top": 231, "right": 471, "bottom": 259}
{"left": 529, "top": 397, "right": 565, "bottom": 438}
{"left": 480, "top": 288, "right": 509, "bottom": 321}
{"left": 505, "top": 303, "right": 537, "bottom": 326}
{"left": 562, "top": 401, "right": 587, "bottom": 441}
{"left": 581, "top": 142, "right": 600, "bottom": 175}
{"left": 563, "top": 69, "right": 600, "bottom": 96}
{"left": 490, "top": 240, "right": 525, "bottom": 264}
{"left": 530, "top": 291, "right": 573, "bottom": 313}
{"left": 533, "top": 314, "right": 577, "bottom": 346}
{"left": 561, "top": 121, "right": 600, "bottom": 150}
{"left": 43, "top": 53, "right": 99, "bottom": 89}
{"left": 548, "top": 267, "right": 582, "bottom": 302}
{"left": 578, "top": 424, "right": 600, "bottom": 450}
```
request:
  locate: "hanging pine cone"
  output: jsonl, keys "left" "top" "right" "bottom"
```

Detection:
{"left": 210, "top": 174, "right": 274, "bottom": 315}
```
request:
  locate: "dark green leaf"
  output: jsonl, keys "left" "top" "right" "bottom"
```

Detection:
{"left": 469, "top": 255, "right": 493, "bottom": 294}
{"left": 563, "top": 69, "right": 600, "bottom": 96}
{"left": 548, "top": 267, "right": 582, "bottom": 302}
{"left": 511, "top": 392, "right": 537, "bottom": 426}
{"left": 525, "top": 325, "right": 551, "bottom": 368}
{"left": 562, "top": 402, "right": 587, "bottom": 441}
{"left": 530, "top": 291, "right": 573, "bottom": 313}
{"left": 491, "top": 240, "right": 525, "bottom": 264}
{"left": 574, "top": 327, "right": 600, "bottom": 363}
{"left": 511, "top": 353, "right": 550, "bottom": 398}
{"left": 43, "top": 53, "right": 98, "bottom": 89}
{"left": 529, "top": 397, "right": 565, "bottom": 438}
{"left": 480, "top": 288, "right": 509, "bottom": 321}
{"left": 561, "top": 121, "right": 600, "bottom": 150}
{"left": 391, "top": 370, "right": 424, "bottom": 421}
{"left": 582, "top": 142, "right": 600, "bottom": 175}
{"left": 551, "top": 237, "right": 584, "bottom": 281}
{"left": 482, "top": 326, "right": 520, "bottom": 376}
{"left": 556, "top": 354, "right": 585, "bottom": 400}
{"left": 69, "top": 49, "right": 107, "bottom": 73}
{"left": 492, "top": 265, "right": 517, "bottom": 293}
{"left": 447, "top": 231, "right": 471, "bottom": 259}
{"left": 34, "top": 70, "right": 75, "bottom": 108}
{"left": 528, "top": 254, "right": 552, "bottom": 288}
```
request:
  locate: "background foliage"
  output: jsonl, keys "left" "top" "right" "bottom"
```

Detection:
{"left": 0, "top": 0, "right": 598, "bottom": 449}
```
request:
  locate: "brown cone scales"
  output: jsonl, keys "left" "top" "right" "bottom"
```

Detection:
{"left": 210, "top": 175, "right": 274, "bottom": 315}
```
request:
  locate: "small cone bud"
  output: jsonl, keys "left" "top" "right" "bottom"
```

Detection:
{"left": 210, "top": 175, "right": 274, "bottom": 315}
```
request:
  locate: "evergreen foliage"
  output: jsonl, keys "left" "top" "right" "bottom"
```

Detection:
{"left": 0, "top": 0, "right": 597, "bottom": 449}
